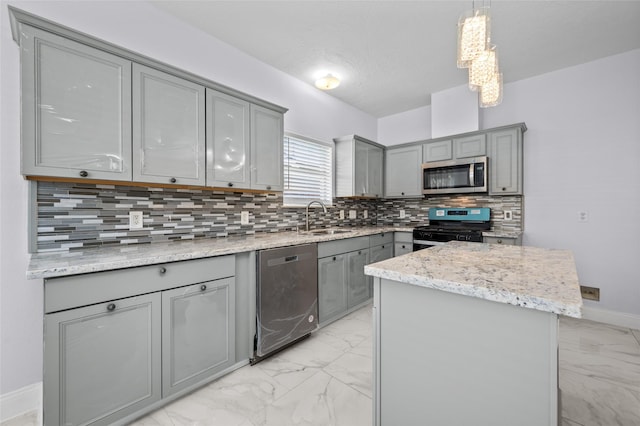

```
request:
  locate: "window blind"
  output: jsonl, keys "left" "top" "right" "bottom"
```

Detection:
{"left": 283, "top": 135, "right": 333, "bottom": 207}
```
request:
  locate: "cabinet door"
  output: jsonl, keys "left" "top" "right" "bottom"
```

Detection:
{"left": 162, "top": 278, "right": 236, "bottom": 396}
{"left": 488, "top": 128, "right": 522, "bottom": 195}
{"left": 354, "top": 140, "right": 369, "bottom": 196}
{"left": 20, "top": 25, "right": 132, "bottom": 181}
{"left": 370, "top": 244, "right": 393, "bottom": 264}
{"left": 394, "top": 242, "right": 413, "bottom": 257}
{"left": 368, "top": 145, "right": 384, "bottom": 198}
{"left": 318, "top": 254, "right": 348, "bottom": 325}
{"left": 454, "top": 134, "right": 486, "bottom": 158}
{"left": 133, "top": 64, "right": 205, "bottom": 185}
{"left": 44, "top": 294, "right": 161, "bottom": 426}
{"left": 423, "top": 140, "right": 452, "bottom": 162}
{"left": 206, "top": 89, "right": 250, "bottom": 189}
{"left": 347, "top": 249, "right": 370, "bottom": 308}
{"left": 250, "top": 104, "right": 283, "bottom": 191}
{"left": 385, "top": 145, "right": 423, "bottom": 197}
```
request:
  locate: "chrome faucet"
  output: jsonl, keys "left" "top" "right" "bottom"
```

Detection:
{"left": 305, "top": 200, "right": 328, "bottom": 231}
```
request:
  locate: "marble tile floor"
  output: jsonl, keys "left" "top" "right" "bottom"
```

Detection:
{"left": 3, "top": 307, "right": 639, "bottom": 426}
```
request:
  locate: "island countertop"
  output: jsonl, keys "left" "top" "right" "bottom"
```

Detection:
{"left": 364, "top": 241, "right": 583, "bottom": 318}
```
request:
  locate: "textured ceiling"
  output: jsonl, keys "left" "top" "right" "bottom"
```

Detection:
{"left": 151, "top": 1, "right": 640, "bottom": 118}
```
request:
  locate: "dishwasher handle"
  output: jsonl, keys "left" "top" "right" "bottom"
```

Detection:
{"left": 285, "top": 255, "right": 299, "bottom": 262}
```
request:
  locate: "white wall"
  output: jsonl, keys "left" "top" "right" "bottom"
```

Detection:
{"left": 377, "top": 105, "right": 431, "bottom": 145}
{"left": 482, "top": 49, "right": 640, "bottom": 320}
{"left": 0, "top": 0, "right": 377, "bottom": 398}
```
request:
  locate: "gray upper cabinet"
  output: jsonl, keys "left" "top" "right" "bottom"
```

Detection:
{"left": 488, "top": 126, "right": 523, "bottom": 195}
{"left": 335, "top": 135, "right": 384, "bottom": 198}
{"left": 162, "top": 277, "right": 235, "bottom": 397}
{"left": 385, "top": 145, "right": 423, "bottom": 197}
{"left": 133, "top": 64, "right": 206, "bottom": 185}
{"left": 250, "top": 104, "right": 284, "bottom": 191}
{"left": 20, "top": 24, "right": 132, "bottom": 181}
{"left": 454, "top": 134, "right": 486, "bottom": 158}
{"left": 44, "top": 293, "right": 161, "bottom": 426}
{"left": 423, "top": 140, "right": 452, "bottom": 163}
{"left": 206, "top": 89, "right": 251, "bottom": 189}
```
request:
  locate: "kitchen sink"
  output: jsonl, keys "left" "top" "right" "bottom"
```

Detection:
{"left": 310, "top": 229, "right": 353, "bottom": 235}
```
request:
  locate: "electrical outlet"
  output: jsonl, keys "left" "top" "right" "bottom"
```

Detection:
{"left": 504, "top": 211, "right": 513, "bottom": 221}
{"left": 129, "top": 211, "right": 143, "bottom": 230}
{"left": 339, "top": 210, "right": 345, "bottom": 220}
{"left": 363, "top": 210, "right": 368, "bottom": 219}
{"left": 399, "top": 210, "right": 406, "bottom": 219}
{"left": 240, "top": 211, "right": 250, "bottom": 225}
{"left": 578, "top": 211, "right": 589, "bottom": 222}
{"left": 580, "top": 285, "right": 600, "bottom": 301}
{"left": 349, "top": 210, "right": 357, "bottom": 219}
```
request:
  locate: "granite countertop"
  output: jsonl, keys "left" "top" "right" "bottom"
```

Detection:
{"left": 482, "top": 230, "right": 523, "bottom": 238}
{"left": 28, "top": 226, "right": 409, "bottom": 280}
{"left": 365, "top": 241, "right": 582, "bottom": 318}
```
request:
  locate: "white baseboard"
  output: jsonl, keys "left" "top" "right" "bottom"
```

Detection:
{"left": 0, "top": 382, "right": 41, "bottom": 424}
{"left": 581, "top": 306, "right": 640, "bottom": 331}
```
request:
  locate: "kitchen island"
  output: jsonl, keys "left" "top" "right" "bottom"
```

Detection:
{"left": 365, "top": 241, "right": 582, "bottom": 426}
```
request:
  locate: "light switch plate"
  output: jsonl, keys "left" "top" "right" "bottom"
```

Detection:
{"left": 349, "top": 210, "right": 357, "bottom": 219}
{"left": 363, "top": 210, "right": 368, "bottom": 219}
{"left": 339, "top": 210, "right": 345, "bottom": 220}
{"left": 399, "top": 210, "right": 406, "bottom": 219}
{"left": 504, "top": 211, "right": 512, "bottom": 221}
{"left": 240, "top": 211, "right": 250, "bottom": 225}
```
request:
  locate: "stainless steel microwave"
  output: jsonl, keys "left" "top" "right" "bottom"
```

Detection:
{"left": 422, "top": 156, "right": 488, "bottom": 195}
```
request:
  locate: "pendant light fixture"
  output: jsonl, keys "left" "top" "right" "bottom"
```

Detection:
{"left": 457, "top": 1, "right": 503, "bottom": 107}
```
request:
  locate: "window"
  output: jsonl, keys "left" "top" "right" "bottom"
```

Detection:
{"left": 283, "top": 134, "right": 333, "bottom": 207}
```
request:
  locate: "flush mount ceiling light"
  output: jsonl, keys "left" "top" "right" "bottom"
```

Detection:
{"left": 314, "top": 73, "right": 340, "bottom": 90}
{"left": 457, "top": 1, "right": 503, "bottom": 107}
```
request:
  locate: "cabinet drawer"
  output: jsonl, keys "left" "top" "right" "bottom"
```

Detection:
{"left": 394, "top": 231, "right": 413, "bottom": 243}
{"left": 369, "top": 232, "right": 393, "bottom": 246}
{"left": 483, "top": 236, "right": 519, "bottom": 246}
{"left": 318, "top": 236, "right": 370, "bottom": 258}
{"left": 394, "top": 242, "right": 413, "bottom": 256}
{"left": 45, "top": 255, "right": 235, "bottom": 313}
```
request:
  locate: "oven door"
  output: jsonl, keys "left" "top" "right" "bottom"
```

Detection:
{"left": 412, "top": 239, "right": 446, "bottom": 251}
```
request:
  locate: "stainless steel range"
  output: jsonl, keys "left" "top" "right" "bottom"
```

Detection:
{"left": 413, "top": 207, "right": 491, "bottom": 251}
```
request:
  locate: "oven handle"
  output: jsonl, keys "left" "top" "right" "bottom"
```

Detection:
{"left": 413, "top": 239, "right": 447, "bottom": 246}
{"left": 469, "top": 163, "right": 474, "bottom": 186}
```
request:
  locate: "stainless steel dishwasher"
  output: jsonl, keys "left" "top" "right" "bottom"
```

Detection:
{"left": 253, "top": 243, "right": 318, "bottom": 362}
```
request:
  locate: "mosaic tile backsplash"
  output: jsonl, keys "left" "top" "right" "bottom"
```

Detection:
{"left": 35, "top": 181, "right": 522, "bottom": 252}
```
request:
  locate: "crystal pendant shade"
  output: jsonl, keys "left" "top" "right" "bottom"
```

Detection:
{"left": 469, "top": 45, "right": 497, "bottom": 90}
{"left": 457, "top": 8, "right": 490, "bottom": 68}
{"left": 480, "top": 72, "right": 503, "bottom": 108}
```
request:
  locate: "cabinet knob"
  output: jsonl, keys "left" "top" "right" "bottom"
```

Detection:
{"left": 382, "top": 245, "right": 385, "bottom": 249}
{"left": 79, "top": 170, "right": 88, "bottom": 178}
{"left": 402, "top": 245, "right": 406, "bottom": 249}
{"left": 401, "top": 192, "right": 405, "bottom": 196}
{"left": 170, "top": 177, "right": 177, "bottom": 183}
{"left": 333, "top": 256, "right": 337, "bottom": 261}
{"left": 200, "top": 284, "right": 207, "bottom": 291}
{"left": 228, "top": 182, "right": 233, "bottom": 187}
{"left": 159, "top": 267, "right": 167, "bottom": 274}
{"left": 266, "top": 186, "right": 272, "bottom": 190}
{"left": 497, "top": 239, "right": 503, "bottom": 244}
{"left": 358, "top": 251, "right": 362, "bottom": 255}
{"left": 107, "top": 303, "right": 116, "bottom": 311}
{"left": 502, "top": 187, "right": 506, "bottom": 191}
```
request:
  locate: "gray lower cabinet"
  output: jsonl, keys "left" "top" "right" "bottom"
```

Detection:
{"left": 133, "top": 64, "right": 206, "bottom": 186}
{"left": 394, "top": 231, "right": 413, "bottom": 256}
{"left": 19, "top": 24, "right": 132, "bottom": 181}
{"left": 162, "top": 277, "right": 235, "bottom": 397}
{"left": 44, "top": 293, "right": 161, "bottom": 426}
{"left": 318, "top": 236, "right": 371, "bottom": 325}
{"left": 347, "top": 249, "right": 370, "bottom": 308}
{"left": 384, "top": 145, "right": 423, "bottom": 197}
{"left": 43, "top": 255, "right": 236, "bottom": 426}
{"left": 318, "top": 254, "right": 348, "bottom": 325}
